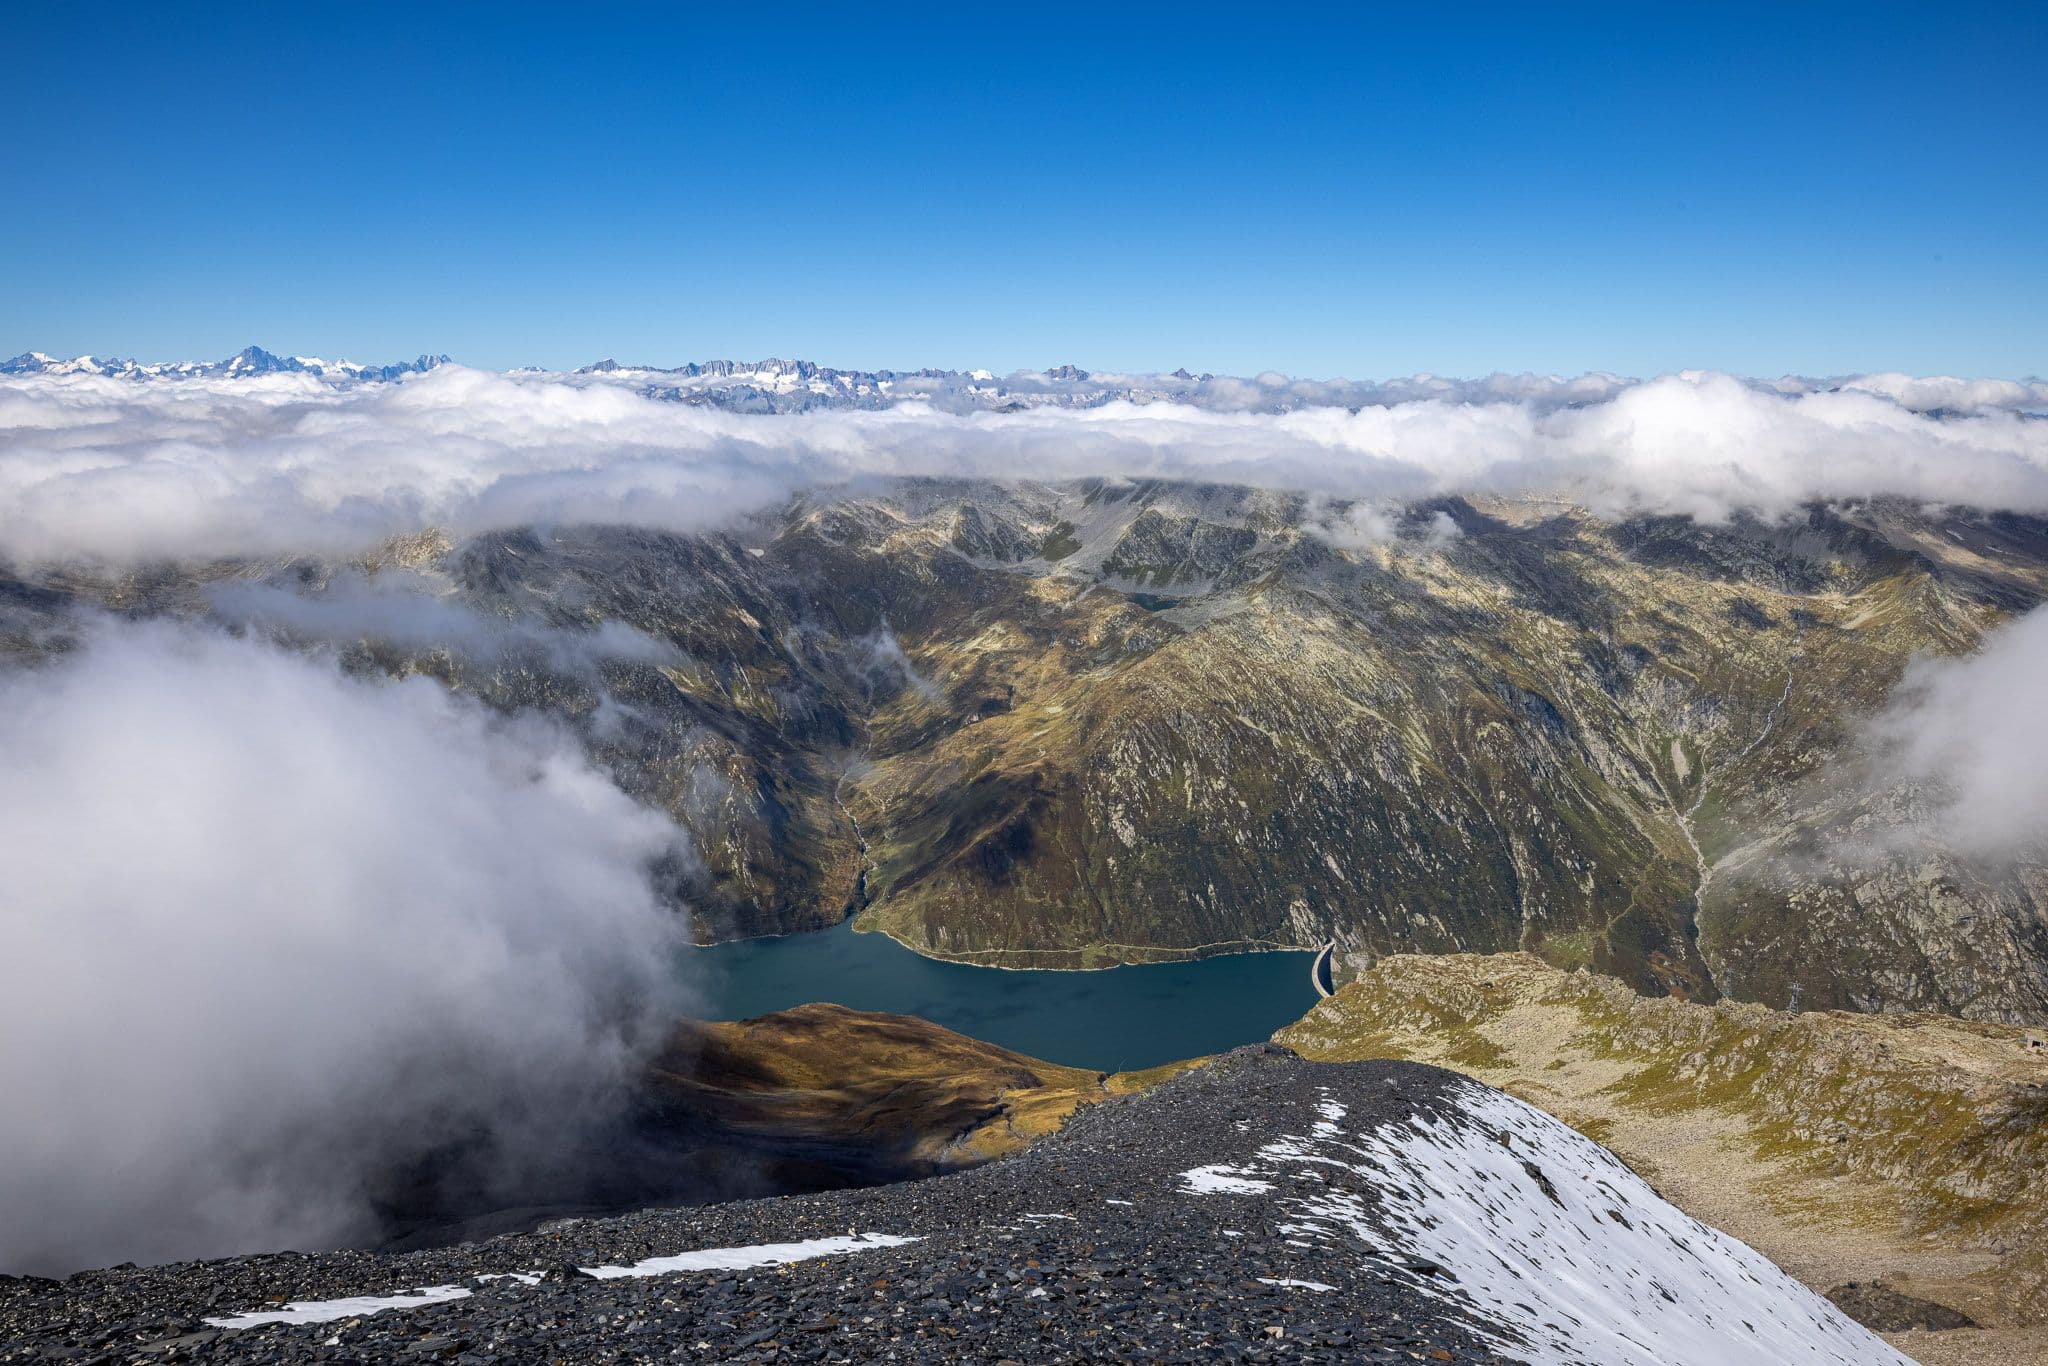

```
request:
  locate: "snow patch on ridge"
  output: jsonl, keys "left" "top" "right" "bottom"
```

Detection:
{"left": 206, "top": 1285, "right": 470, "bottom": 1328}
{"left": 1180, "top": 1165, "right": 1274, "bottom": 1195}
{"left": 1336, "top": 1084, "right": 1905, "bottom": 1363}
{"left": 206, "top": 1233, "right": 918, "bottom": 1330}
{"left": 1185, "top": 1081, "right": 1907, "bottom": 1365}
{"left": 1259, "top": 1276, "right": 1336, "bottom": 1292}
{"left": 581, "top": 1231, "right": 918, "bottom": 1280}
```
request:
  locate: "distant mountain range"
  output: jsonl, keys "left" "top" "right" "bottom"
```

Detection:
{"left": 2, "top": 345, "right": 1620, "bottom": 412}
{"left": 8, "top": 346, "right": 2044, "bottom": 416}
{"left": 0, "top": 345, "right": 450, "bottom": 383}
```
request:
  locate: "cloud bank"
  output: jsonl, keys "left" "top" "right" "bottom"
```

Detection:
{"left": 2, "top": 364, "right": 2046, "bottom": 566}
{"left": 1853, "top": 608, "right": 2048, "bottom": 864}
{"left": 0, "top": 620, "right": 690, "bottom": 1274}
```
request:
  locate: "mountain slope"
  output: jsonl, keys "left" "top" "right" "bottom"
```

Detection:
{"left": 817, "top": 482, "right": 2048, "bottom": 1021}
{"left": 8, "top": 479, "right": 2046, "bottom": 1021}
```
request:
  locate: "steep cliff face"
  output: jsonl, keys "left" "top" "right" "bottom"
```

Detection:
{"left": 8, "top": 479, "right": 2045, "bottom": 1019}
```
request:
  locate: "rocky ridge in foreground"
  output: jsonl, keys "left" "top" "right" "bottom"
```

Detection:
{"left": 2, "top": 1048, "right": 1901, "bottom": 1364}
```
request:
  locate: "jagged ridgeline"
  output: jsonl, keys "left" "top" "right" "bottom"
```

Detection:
{"left": 10, "top": 478, "right": 2045, "bottom": 1022}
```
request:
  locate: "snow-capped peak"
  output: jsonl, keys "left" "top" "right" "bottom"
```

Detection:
{"left": 0, "top": 347, "right": 449, "bottom": 383}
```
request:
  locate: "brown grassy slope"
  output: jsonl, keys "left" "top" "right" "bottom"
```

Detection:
{"left": 1274, "top": 953, "right": 2048, "bottom": 1328}
{"left": 647, "top": 1003, "right": 1201, "bottom": 1170}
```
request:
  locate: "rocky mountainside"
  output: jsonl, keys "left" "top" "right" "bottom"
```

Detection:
{"left": 0, "top": 1047, "right": 1906, "bottom": 1364}
{"left": 1275, "top": 952, "right": 2048, "bottom": 1341}
{"left": 7, "top": 479, "right": 2046, "bottom": 1021}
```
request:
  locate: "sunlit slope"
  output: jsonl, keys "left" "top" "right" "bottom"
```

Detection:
{"left": 646, "top": 1002, "right": 1200, "bottom": 1169}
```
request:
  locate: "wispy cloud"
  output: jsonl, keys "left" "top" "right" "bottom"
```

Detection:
{"left": 206, "top": 570, "right": 684, "bottom": 673}
{"left": 1850, "top": 608, "right": 2048, "bottom": 865}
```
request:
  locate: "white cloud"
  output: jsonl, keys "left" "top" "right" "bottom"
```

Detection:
{"left": 1773, "top": 372, "right": 2048, "bottom": 415}
{"left": 853, "top": 625, "right": 941, "bottom": 704}
{"left": 1854, "top": 608, "right": 2048, "bottom": 863}
{"left": 1304, "top": 497, "right": 1399, "bottom": 550}
{"left": 0, "top": 619, "right": 691, "bottom": 1274}
{"left": 206, "top": 570, "right": 685, "bottom": 672}
{"left": 3, "top": 365, "right": 2047, "bottom": 567}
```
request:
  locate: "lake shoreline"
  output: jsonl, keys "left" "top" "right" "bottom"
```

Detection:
{"left": 687, "top": 913, "right": 1319, "bottom": 975}
{"left": 684, "top": 916, "right": 1321, "bottom": 1074}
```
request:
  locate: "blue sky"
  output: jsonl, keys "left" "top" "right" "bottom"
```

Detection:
{"left": 5, "top": 2, "right": 2042, "bottom": 377}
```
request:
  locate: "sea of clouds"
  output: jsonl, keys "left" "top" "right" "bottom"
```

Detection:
{"left": 3, "top": 363, "right": 2046, "bottom": 566}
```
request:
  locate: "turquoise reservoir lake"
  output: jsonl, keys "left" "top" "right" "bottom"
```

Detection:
{"left": 690, "top": 919, "right": 1319, "bottom": 1073}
